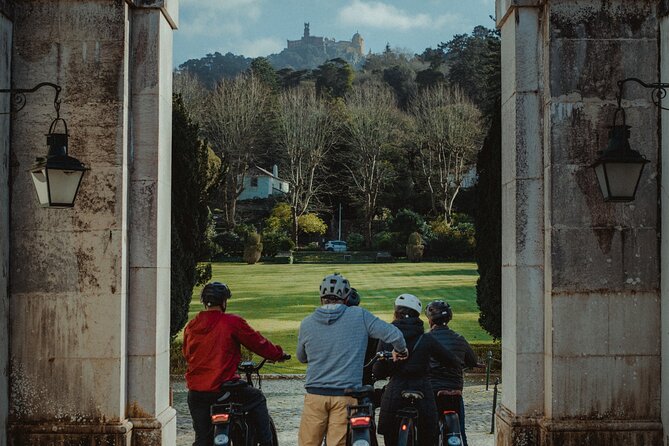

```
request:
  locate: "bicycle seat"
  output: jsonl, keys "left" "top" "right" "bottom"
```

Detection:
{"left": 344, "top": 385, "right": 375, "bottom": 399}
{"left": 401, "top": 390, "right": 424, "bottom": 400}
{"left": 221, "top": 380, "right": 247, "bottom": 390}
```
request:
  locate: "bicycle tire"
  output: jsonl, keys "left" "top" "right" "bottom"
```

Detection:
{"left": 396, "top": 418, "right": 414, "bottom": 446}
{"left": 228, "top": 421, "right": 247, "bottom": 446}
{"left": 269, "top": 416, "right": 279, "bottom": 446}
{"left": 349, "top": 427, "right": 372, "bottom": 446}
{"left": 440, "top": 413, "right": 463, "bottom": 446}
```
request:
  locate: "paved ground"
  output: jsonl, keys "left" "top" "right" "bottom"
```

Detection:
{"left": 173, "top": 376, "right": 499, "bottom": 446}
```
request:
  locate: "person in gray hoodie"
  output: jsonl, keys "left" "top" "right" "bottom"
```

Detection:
{"left": 296, "top": 273, "right": 408, "bottom": 446}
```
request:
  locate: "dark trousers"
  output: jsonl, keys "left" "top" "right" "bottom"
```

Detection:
{"left": 188, "top": 385, "right": 273, "bottom": 446}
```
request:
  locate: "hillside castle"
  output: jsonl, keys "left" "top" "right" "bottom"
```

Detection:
{"left": 287, "top": 23, "right": 364, "bottom": 58}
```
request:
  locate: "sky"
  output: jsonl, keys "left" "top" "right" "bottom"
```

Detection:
{"left": 173, "top": 0, "right": 496, "bottom": 67}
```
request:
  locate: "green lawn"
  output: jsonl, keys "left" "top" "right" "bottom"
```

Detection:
{"left": 183, "top": 261, "right": 490, "bottom": 373}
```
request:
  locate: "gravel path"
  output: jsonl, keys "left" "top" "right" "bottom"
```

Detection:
{"left": 173, "top": 377, "right": 499, "bottom": 446}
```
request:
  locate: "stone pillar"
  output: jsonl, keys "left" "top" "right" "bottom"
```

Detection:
{"left": 126, "top": 2, "right": 177, "bottom": 445}
{"left": 497, "top": 1, "right": 663, "bottom": 444}
{"left": 7, "top": 1, "right": 177, "bottom": 445}
{"left": 0, "top": 5, "right": 12, "bottom": 446}
{"left": 661, "top": 9, "right": 669, "bottom": 446}
{"left": 496, "top": 2, "right": 545, "bottom": 444}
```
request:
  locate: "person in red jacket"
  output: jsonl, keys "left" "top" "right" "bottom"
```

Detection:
{"left": 183, "top": 282, "right": 287, "bottom": 446}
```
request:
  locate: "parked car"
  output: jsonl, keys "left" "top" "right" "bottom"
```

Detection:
{"left": 325, "top": 240, "right": 348, "bottom": 252}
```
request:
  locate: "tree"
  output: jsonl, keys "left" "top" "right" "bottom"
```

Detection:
{"left": 475, "top": 105, "right": 502, "bottom": 339}
{"left": 276, "top": 87, "right": 338, "bottom": 246}
{"left": 177, "top": 51, "right": 252, "bottom": 89}
{"left": 413, "top": 86, "right": 484, "bottom": 222}
{"left": 440, "top": 25, "right": 501, "bottom": 117}
{"left": 298, "top": 213, "right": 328, "bottom": 236}
{"left": 171, "top": 95, "right": 222, "bottom": 337}
{"left": 201, "top": 74, "right": 275, "bottom": 228}
{"left": 247, "top": 57, "right": 280, "bottom": 92}
{"left": 173, "top": 70, "right": 208, "bottom": 124}
{"left": 344, "top": 83, "right": 406, "bottom": 246}
{"left": 314, "top": 58, "right": 354, "bottom": 100}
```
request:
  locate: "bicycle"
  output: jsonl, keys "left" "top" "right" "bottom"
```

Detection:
{"left": 435, "top": 390, "right": 463, "bottom": 446}
{"left": 395, "top": 390, "right": 422, "bottom": 446}
{"left": 210, "top": 355, "right": 290, "bottom": 446}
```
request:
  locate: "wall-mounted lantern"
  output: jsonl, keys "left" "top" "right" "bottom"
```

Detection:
{"left": 1, "top": 82, "right": 88, "bottom": 208}
{"left": 591, "top": 77, "right": 669, "bottom": 202}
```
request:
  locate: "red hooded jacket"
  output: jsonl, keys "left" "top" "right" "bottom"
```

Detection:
{"left": 183, "top": 311, "right": 284, "bottom": 392}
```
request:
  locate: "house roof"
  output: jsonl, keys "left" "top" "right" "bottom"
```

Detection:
{"left": 249, "top": 165, "right": 286, "bottom": 182}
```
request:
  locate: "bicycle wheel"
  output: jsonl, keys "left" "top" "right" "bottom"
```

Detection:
{"left": 228, "top": 421, "right": 246, "bottom": 446}
{"left": 441, "top": 413, "right": 463, "bottom": 446}
{"left": 396, "top": 418, "right": 414, "bottom": 446}
{"left": 349, "top": 427, "right": 372, "bottom": 446}
{"left": 269, "top": 417, "right": 279, "bottom": 446}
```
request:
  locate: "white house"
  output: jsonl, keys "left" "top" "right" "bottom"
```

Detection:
{"left": 238, "top": 165, "right": 289, "bottom": 201}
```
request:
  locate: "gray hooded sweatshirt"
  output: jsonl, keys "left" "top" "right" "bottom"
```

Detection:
{"left": 296, "top": 304, "right": 406, "bottom": 395}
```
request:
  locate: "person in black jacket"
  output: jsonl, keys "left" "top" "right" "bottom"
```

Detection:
{"left": 373, "top": 294, "right": 459, "bottom": 446}
{"left": 426, "top": 300, "right": 478, "bottom": 446}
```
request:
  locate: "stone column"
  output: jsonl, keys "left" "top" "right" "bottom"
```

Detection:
{"left": 496, "top": 2, "right": 546, "bottom": 444}
{"left": 661, "top": 8, "right": 669, "bottom": 446}
{"left": 0, "top": 5, "right": 12, "bottom": 446}
{"left": 7, "top": 1, "right": 177, "bottom": 445}
{"left": 126, "top": 2, "right": 177, "bottom": 445}
{"left": 497, "top": 1, "right": 663, "bottom": 444}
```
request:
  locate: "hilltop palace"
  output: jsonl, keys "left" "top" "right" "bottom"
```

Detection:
{"left": 287, "top": 23, "right": 364, "bottom": 58}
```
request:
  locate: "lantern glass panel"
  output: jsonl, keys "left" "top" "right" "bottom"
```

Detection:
{"left": 47, "top": 167, "right": 84, "bottom": 206}
{"left": 605, "top": 161, "right": 644, "bottom": 200}
{"left": 594, "top": 163, "right": 609, "bottom": 199}
{"left": 30, "top": 168, "right": 50, "bottom": 206}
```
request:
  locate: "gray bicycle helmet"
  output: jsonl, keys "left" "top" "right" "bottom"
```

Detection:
{"left": 319, "top": 273, "right": 351, "bottom": 300}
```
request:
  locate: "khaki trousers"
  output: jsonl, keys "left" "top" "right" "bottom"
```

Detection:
{"left": 298, "top": 393, "right": 356, "bottom": 446}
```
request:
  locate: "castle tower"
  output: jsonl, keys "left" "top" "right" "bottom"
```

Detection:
{"left": 352, "top": 31, "right": 364, "bottom": 56}
{"left": 304, "top": 22, "right": 310, "bottom": 38}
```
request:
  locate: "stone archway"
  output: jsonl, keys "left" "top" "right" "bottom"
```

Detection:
{"left": 496, "top": 1, "right": 664, "bottom": 444}
{"left": 1, "top": 1, "right": 177, "bottom": 445}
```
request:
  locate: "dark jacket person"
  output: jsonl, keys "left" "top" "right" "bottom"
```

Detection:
{"left": 373, "top": 294, "right": 459, "bottom": 446}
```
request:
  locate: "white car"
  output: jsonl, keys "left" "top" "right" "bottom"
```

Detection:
{"left": 325, "top": 240, "right": 348, "bottom": 252}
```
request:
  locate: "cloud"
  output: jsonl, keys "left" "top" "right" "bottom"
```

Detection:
{"left": 337, "top": 0, "right": 462, "bottom": 31}
{"left": 179, "top": 0, "right": 262, "bottom": 39}
{"left": 237, "top": 38, "right": 284, "bottom": 57}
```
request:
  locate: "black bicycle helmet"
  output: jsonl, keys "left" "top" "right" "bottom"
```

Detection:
{"left": 200, "top": 282, "right": 232, "bottom": 307}
{"left": 425, "top": 300, "right": 452, "bottom": 325}
{"left": 346, "top": 288, "right": 360, "bottom": 306}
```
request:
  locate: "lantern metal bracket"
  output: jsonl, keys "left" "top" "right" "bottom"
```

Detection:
{"left": 616, "top": 77, "right": 669, "bottom": 114}
{"left": 0, "top": 82, "right": 62, "bottom": 116}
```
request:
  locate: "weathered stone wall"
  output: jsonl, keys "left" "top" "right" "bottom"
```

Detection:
{"left": 6, "top": 1, "right": 176, "bottom": 444}
{"left": 0, "top": 9, "right": 12, "bottom": 446}
{"left": 8, "top": 0, "right": 130, "bottom": 430}
{"left": 126, "top": 4, "right": 176, "bottom": 445}
{"left": 497, "top": 1, "right": 663, "bottom": 444}
{"left": 661, "top": 12, "right": 669, "bottom": 446}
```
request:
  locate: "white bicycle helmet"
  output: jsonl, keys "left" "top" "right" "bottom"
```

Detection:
{"left": 319, "top": 273, "right": 351, "bottom": 300}
{"left": 395, "top": 293, "right": 422, "bottom": 314}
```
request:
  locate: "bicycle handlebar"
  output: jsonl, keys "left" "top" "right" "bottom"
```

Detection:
{"left": 237, "top": 354, "right": 292, "bottom": 373}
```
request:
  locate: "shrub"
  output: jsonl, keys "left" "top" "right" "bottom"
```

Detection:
{"left": 195, "top": 263, "right": 212, "bottom": 286}
{"left": 347, "top": 232, "right": 365, "bottom": 251}
{"left": 425, "top": 221, "right": 475, "bottom": 260}
{"left": 406, "top": 232, "right": 424, "bottom": 262}
{"left": 372, "top": 231, "right": 397, "bottom": 252}
{"left": 390, "top": 209, "right": 426, "bottom": 239}
{"left": 262, "top": 231, "right": 295, "bottom": 257}
{"left": 243, "top": 232, "right": 263, "bottom": 264}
